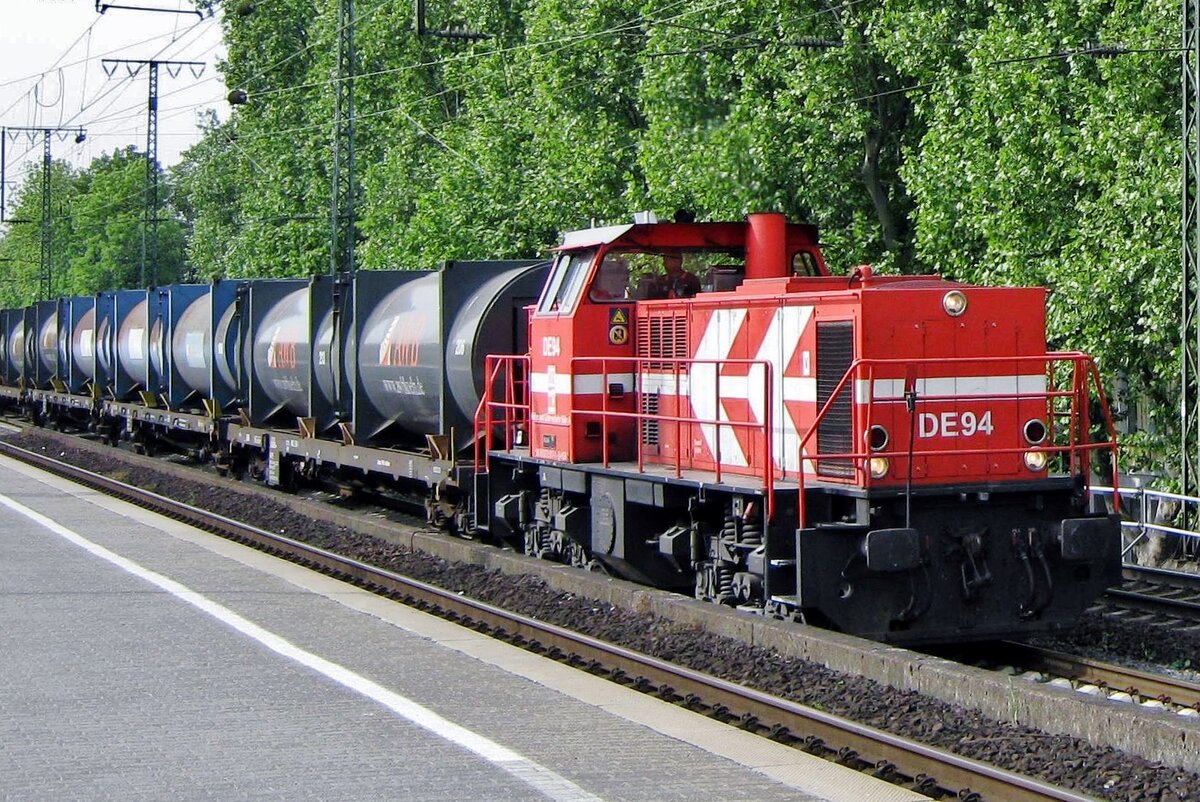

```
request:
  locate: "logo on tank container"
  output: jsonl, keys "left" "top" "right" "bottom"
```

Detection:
{"left": 380, "top": 314, "right": 425, "bottom": 367}
{"left": 267, "top": 326, "right": 298, "bottom": 369}
{"left": 382, "top": 376, "right": 426, "bottom": 396}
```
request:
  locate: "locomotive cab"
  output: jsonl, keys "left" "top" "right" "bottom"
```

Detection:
{"left": 527, "top": 213, "right": 827, "bottom": 465}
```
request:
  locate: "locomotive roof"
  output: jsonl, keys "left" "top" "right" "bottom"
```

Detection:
{"left": 555, "top": 219, "right": 822, "bottom": 251}
{"left": 557, "top": 224, "right": 635, "bottom": 249}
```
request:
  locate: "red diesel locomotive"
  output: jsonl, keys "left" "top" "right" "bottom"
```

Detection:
{"left": 477, "top": 212, "right": 1121, "bottom": 643}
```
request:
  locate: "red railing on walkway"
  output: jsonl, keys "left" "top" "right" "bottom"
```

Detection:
{"left": 475, "top": 355, "right": 778, "bottom": 518}
{"left": 795, "top": 352, "right": 1120, "bottom": 527}
{"left": 475, "top": 351, "right": 1120, "bottom": 530}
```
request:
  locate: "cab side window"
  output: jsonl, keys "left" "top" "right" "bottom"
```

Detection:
{"left": 588, "top": 250, "right": 749, "bottom": 301}
{"left": 537, "top": 250, "right": 595, "bottom": 314}
{"left": 793, "top": 251, "right": 821, "bottom": 277}
{"left": 589, "top": 254, "right": 631, "bottom": 301}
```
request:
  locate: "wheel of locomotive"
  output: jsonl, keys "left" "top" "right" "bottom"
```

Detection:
{"left": 562, "top": 539, "right": 590, "bottom": 569}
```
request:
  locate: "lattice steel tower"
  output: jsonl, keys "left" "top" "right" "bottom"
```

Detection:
{"left": 102, "top": 58, "right": 204, "bottom": 287}
{"left": 1184, "top": 1, "right": 1199, "bottom": 497}
{"left": 330, "top": 0, "right": 357, "bottom": 274}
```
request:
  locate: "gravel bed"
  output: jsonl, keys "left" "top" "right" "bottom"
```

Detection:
{"left": 8, "top": 429, "right": 1199, "bottom": 802}
{"left": 1026, "top": 613, "right": 1200, "bottom": 682}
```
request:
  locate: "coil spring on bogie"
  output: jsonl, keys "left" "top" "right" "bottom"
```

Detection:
{"left": 722, "top": 514, "right": 740, "bottom": 541}
{"left": 716, "top": 562, "right": 735, "bottom": 600}
{"left": 723, "top": 513, "right": 763, "bottom": 546}
{"left": 526, "top": 525, "right": 553, "bottom": 558}
{"left": 524, "top": 489, "right": 555, "bottom": 557}
{"left": 741, "top": 519, "right": 763, "bottom": 547}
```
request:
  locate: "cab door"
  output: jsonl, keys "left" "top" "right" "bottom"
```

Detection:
{"left": 528, "top": 249, "right": 638, "bottom": 464}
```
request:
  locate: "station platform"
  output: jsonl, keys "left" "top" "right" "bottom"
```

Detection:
{"left": 0, "top": 454, "right": 929, "bottom": 802}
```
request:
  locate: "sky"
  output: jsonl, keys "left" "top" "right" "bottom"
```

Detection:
{"left": 0, "top": 0, "right": 227, "bottom": 210}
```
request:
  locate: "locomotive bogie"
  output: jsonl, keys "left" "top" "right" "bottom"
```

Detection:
{"left": 483, "top": 454, "right": 738, "bottom": 588}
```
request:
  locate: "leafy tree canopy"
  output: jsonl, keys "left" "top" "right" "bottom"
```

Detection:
{"left": 0, "top": 0, "right": 1184, "bottom": 468}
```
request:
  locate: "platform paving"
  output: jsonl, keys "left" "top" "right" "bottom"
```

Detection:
{"left": 0, "top": 455, "right": 928, "bottom": 802}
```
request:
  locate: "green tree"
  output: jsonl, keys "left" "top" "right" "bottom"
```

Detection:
{"left": 68, "top": 145, "right": 187, "bottom": 293}
{"left": 0, "top": 160, "right": 78, "bottom": 306}
{"left": 0, "top": 146, "right": 187, "bottom": 304}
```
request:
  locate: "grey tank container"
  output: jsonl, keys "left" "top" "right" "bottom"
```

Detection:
{"left": 245, "top": 261, "right": 546, "bottom": 450}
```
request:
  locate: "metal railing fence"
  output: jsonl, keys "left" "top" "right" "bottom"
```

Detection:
{"left": 1091, "top": 484, "right": 1200, "bottom": 561}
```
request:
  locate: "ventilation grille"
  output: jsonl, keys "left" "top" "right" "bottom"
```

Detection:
{"left": 641, "top": 392, "right": 660, "bottom": 446}
{"left": 637, "top": 311, "right": 689, "bottom": 369}
{"left": 816, "top": 321, "right": 854, "bottom": 478}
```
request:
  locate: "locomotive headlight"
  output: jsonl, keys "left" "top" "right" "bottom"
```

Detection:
{"left": 1023, "top": 418, "right": 1048, "bottom": 445}
{"left": 868, "top": 457, "right": 890, "bottom": 479}
{"left": 866, "top": 425, "right": 889, "bottom": 452}
{"left": 942, "top": 290, "right": 968, "bottom": 317}
{"left": 1023, "top": 450, "right": 1049, "bottom": 472}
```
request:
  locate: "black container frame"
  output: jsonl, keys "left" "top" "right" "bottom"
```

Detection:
{"left": 154, "top": 284, "right": 209, "bottom": 410}
{"left": 245, "top": 278, "right": 308, "bottom": 429}
{"left": 58, "top": 296, "right": 95, "bottom": 394}
{"left": 98, "top": 289, "right": 151, "bottom": 401}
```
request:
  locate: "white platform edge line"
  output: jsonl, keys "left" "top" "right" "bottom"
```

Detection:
{"left": 0, "top": 456, "right": 929, "bottom": 802}
{"left": 0, "top": 491, "right": 604, "bottom": 802}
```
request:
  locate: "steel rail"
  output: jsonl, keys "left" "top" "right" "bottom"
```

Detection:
{"left": 0, "top": 440, "right": 1104, "bottom": 802}
{"left": 1107, "top": 566, "right": 1200, "bottom": 619}
{"left": 1123, "top": 564, "right": 1200, "bottom": 592}
{"left": 1107, "top": 587, "right": 1200, "bottom": 617}
{"left": 997, "top": 643, "right": 1200, "bottom": 710}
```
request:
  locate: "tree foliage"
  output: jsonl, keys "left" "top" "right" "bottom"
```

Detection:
{"left": 0, "top": 0, "right": 1185, "bottom": 468}
{"left": 0, "top": 146, "right": 186, "bottom": 306}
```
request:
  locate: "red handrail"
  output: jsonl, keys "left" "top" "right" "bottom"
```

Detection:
{"left": 795, "top": 352, "right": 1120, "bottom": 526}
{"left": 475, "top": 351, "right": 1120, "bottom": 531}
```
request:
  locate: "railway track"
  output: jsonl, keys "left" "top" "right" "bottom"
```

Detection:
{"left": 1107, "top": 565, "right": 1200, "bottom": 623}
{"left": 986, "top": 643, "right": 1200, "bottom": 713}
{"left": 0, "top": 439, "right": 1108, "bottom": 802}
